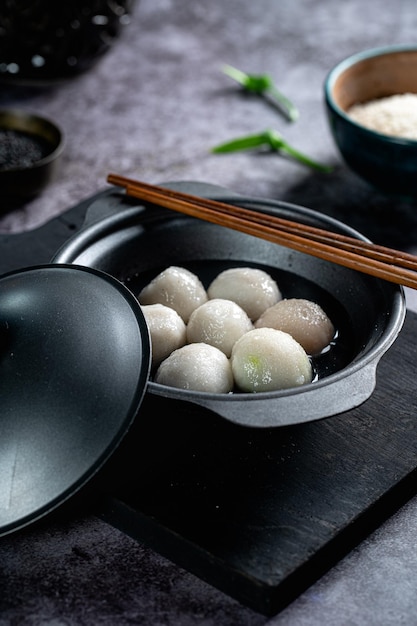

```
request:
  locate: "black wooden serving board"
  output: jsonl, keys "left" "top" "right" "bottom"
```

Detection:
{"left": 97, "top": 322, "right": 417, "bottom": 616}
{"left": 2, "top": 190, "right": 417, "bottom": 617}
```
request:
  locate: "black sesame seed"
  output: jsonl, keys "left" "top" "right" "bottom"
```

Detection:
{"left": 0, "top": 128, "right": 52, "bottom": 170}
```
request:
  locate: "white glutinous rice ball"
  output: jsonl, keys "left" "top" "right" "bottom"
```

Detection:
{"left": 207, "top": 267, "right": 281, "bottom": 321}
{"left": 231, "top": 327, "right": 312, "bottom": 393}
{"left": 141, "top": 303, "right": 187, "bottom": 369}
{"left": 187, "top": 298, "right": 253, "bottom": 357}
{"left": 138, "top": 266, "right": 208, "bottom": 323}
{"left": 255, "top": 298, "right": 335, "bottom": 355}
{"left": 154, "top": 343, "right": 233, "bottom": 393}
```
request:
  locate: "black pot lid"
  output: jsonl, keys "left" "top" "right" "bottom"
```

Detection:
{"left": 0, "top": 264, "right": 151, "bottom": 537}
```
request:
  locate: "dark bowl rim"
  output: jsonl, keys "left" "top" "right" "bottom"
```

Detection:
{"left": 0, "top": 108, "right": 65, "bottom": 173}
{"left": 324, "top": 43, "right": 417, "bottom": 147}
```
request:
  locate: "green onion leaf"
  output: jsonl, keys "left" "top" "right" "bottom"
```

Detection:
{"left": 222, "top": 64, "right": 299, "bottom": 122}
{"left": 211, "top": 131, "right": 272, "bottom": 153}
{"left": 211, "top": 129, "right": 333, "bottom": 173}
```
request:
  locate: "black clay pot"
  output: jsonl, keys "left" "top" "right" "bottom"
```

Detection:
{"left": 0, "top": 180, "right": 406, "bottom": 538}
{"left": 52, "top": 181, "right": 406, "bottom": 428}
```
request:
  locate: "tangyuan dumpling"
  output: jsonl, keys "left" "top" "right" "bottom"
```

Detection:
{"left": 142, "top": 304, "right": 187, "bottom": 369}
{"left": 138, "top": 266, "right": 208, "bottom": 323}
{"left": 255, "top": 298, "right": 335, "bottom": 355}
{"left": 207, "top": 267, "right": 281, "bottom": 321}
{"left": 155, "top": 343, "right": 233, "bottom": 393}
{"left": 187, "top": 298, "right": 253, "bottom": 357}
{"left": 231, "top": 327, "right": 312, "bottom": 393}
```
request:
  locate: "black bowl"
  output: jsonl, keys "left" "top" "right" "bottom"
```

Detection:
{"left": 52, "top": 182, "right": 406, "bottom": 428}
{"left": 0, "top": 109, "right": 64, "bottom": 203}
{"left": 0, "top": 1, "right": 136, "bottom": 83}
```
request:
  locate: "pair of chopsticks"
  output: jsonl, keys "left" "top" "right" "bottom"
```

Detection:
{"left": 107, "top": 173, "right": 417, "bottom": 290}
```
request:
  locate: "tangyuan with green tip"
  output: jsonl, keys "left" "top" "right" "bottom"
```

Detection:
{"left": 231, "top": 327, "right": 313, "bottom": 393}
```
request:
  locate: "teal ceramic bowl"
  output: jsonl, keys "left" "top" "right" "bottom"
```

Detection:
{"left": 324, "top": 44, "right": 417, "bottom": 197}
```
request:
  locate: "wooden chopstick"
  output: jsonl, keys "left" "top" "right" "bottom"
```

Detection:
{"left": 107, "top": 173, "right": 417, "bottom": 290}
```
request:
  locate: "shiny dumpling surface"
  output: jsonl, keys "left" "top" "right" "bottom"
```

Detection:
{"left": 142, "top": 303, "right": 187, "bottom": 369}
{"left": 155, "top": 342, "right": 234, "bottom": 393}
{"left": 207, "top": 267, "right": 281, "bottom": 321}
{"left": 255, "top": 298, "right": 334, "bottom": 355}
{"left": 139, "top": 266, "right": 208, "bottom": 323}
{"left": 187, "top": 298, "right": 253, "bottom": 357}
{"left": 231, "top": 327, "right": 312, "bottom": 392}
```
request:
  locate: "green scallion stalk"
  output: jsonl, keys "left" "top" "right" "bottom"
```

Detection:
{"left": 211, "top": 129, "right": 333, "bottom": 173}
{"left": 222, "top": 64, "right": 299, "bottom": 122}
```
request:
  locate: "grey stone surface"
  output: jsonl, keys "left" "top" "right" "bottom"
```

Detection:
{"left": 1, "top": 0, "right": 417, "bottom": 624}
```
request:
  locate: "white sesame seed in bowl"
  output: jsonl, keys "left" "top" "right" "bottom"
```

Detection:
{"left": 324, "top": 44, "right": 417, "bottom": 198}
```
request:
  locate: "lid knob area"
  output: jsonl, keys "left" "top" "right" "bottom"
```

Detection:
{"left": 0, "top": 264, "right": 151, "bottom": 536}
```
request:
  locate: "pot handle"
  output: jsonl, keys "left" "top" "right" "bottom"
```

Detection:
{"left": 82, "top": 188, "right": 138, "bottom": 227}
{"left": 184, "top": 361, "right": 379, "bottom": 428}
